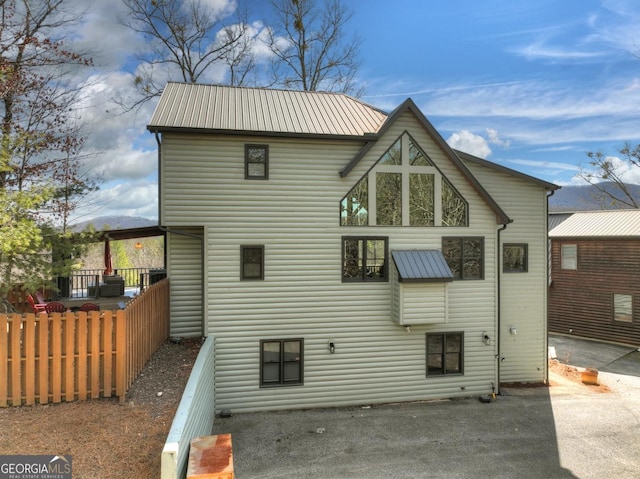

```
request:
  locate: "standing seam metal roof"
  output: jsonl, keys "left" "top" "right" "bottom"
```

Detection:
{"left": 391, "top": 250, "right": 454, "bottom": 282}
{"left": 147, "top": 82, "right": 388, "bottom": 137}
{"left": 548, "top": 209, "right": 640, "bottom": 237}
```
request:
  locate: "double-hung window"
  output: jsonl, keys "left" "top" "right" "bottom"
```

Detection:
{"left": 241, "top": 245, "right": 264, "bottom": 280}
{"left": 245, "top": 144, "right": 268, "bottom": 179}
{"left": 260, "top": 339, "right": 303, "bottom": 387}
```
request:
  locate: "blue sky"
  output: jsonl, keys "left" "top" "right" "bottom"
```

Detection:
{"left": 69, "top": 0, "right": 640, "bottom": 222}
{"left": 354, "top": 0, "right": 640, "bottom": 186}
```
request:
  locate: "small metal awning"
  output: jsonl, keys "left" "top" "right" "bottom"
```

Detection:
{"left": 391, "top": 250, "right": 454, "bottom": 283}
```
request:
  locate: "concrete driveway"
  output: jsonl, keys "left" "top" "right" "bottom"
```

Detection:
{"left": 212, "top": 335, "right": 640, "bottom": 479}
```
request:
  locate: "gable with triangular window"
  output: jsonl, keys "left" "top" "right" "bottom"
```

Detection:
{"left": 340, "top": 132, "right": 468, "bottom": 227}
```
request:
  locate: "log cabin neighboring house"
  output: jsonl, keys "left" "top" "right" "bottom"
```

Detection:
{"left": 549, "top": 209, "right": 640, "bottom": 346}
{"left": 147, "top": 82, "right": 558, "bottom": 413}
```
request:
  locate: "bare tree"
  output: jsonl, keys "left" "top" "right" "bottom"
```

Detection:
{"left": 0, "top": 0, "right": 95, "bottom": 295}
{"left": 267, "top": 0, "right": 361, "bottom": 94}
{"left": 578, "top": 143, "right": 640, "bottom": 208}
{"left": 122, "top": 0, "right": 255, "bottom": 107}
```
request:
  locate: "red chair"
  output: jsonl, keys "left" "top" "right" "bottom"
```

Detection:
{"left": 79, "top": 302, "right": 99, "bottom": 312}
{"left": 45, "top": 301, "right": 66, "bottom": 313}
{"left": 27, "top": 294, "right": 47, "bottom": 313}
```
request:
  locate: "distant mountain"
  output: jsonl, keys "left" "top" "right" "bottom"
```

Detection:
{"left": 71, "top": 216, "right": 156, "bottom": 232}
{"left": 549, "top": 183, "right": 640, "bottom": 212}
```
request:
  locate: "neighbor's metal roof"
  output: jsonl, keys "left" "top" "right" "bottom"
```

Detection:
{"left": 549, "top": 209, "right": 640, "bottom": 237}
{"left": 391, "top": 250, "right": 454, "bottom": 282}
{"left": 147, "top": 82, "right": 388, "bottom": 137}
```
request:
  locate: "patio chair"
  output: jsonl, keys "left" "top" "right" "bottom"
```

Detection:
{"left": 79, "top": 302, "right": 99, "bottom": 312}
{"left": 27, "top": 294, "right": 47, "bottom": 313}
{"left": 45, "top": 301, "right": 66, "bottom": 313}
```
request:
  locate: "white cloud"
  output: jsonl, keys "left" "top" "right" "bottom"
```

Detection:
{"left": 447, "top": 131, "right": 492, "bottom": 158}
{"left": 486, "top": 128, "right": 510, "bottom": 148}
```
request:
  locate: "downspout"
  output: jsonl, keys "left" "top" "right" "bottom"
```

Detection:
{"left": 496, "top": 222, "right": 509, "bottom": 395}
{"left": 544, "top": 189, "right": 557, "bottom": 385}
{"left": 159, "top": 226, "right": 206, "bottom": 338}
{"left": 154, "top": 132, "right": 162, "bottom": 223}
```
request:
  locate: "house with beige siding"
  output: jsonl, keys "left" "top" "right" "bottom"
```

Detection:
{"left": 147, "top": 82, "right": 558, "bottom": 413}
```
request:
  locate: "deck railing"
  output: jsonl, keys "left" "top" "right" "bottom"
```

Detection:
{"left": 0, "top": 279, "right": 170, "bottom": 407}
{"left": 61, "top": 267, "right": 166, "bottom": 298}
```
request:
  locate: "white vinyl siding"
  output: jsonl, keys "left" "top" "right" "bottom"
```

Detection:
{"left": 166, "top": 227, "right": 204, "bottom": 337}
{"left": 391, "top": 265, "right": 449, "bottom": 325}
{"left": 161, "top": 111, "right": 523, "bottom": 411}
{"left": 464, "top": 161, "right": 549, "bottom": 384}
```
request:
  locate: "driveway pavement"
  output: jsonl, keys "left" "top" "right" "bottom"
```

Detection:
{"left": 212, "top": 335, "right": 640, "bottom": 479}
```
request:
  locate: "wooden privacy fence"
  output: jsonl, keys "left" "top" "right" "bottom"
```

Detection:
{"left": 0, "top": 279, "right": 170, "bottom": 407}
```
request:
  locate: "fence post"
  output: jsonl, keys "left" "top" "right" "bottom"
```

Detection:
{"left": 0, "top": 315, "right": 8, "bottom": 407}
{"left": 115, "top": 309, "right": 126, "bottom": 402}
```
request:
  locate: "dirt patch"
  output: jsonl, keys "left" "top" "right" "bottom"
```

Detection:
{"left": 0, "top": 337, "right": 202, "bottom": 479}
{"left": 548, "top": 359, "right": 611, "bottom": 394}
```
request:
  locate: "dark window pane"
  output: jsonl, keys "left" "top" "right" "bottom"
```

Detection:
{"left": 445, "top": 353, "right": 461, "bottom": 374}
{"left": 428, "top": 334, "right": 443, "bottom": 353}
{"left": 342, "top": 237, "right": 388, "bottom": 282}
{"left": 442, "top": 239, "right": 462, "bottom": 279}
{"left": 409, "top": 173, "right": 434, "bottom": 226}
{"left": 442, "top": 179, "right": 467, "bottom": 226}
{"left": 427, "top": 333, "right": 463, "bottom": 376}
{"left": 242, "top": 246, "right": 263, "bottom": 280}
{"left": 343, "top": 239, "right": 363, "bottom": 279}
{"left": 283, "top": 341, "right": 300, "bottom": 359}
{"left": 262, "top": 363, "right": 280, "bottom": 383}
{"left": 379, "top": 138, "right": 402, "bottom": 165}
{"left": 341, "top": 177, "right": 368, "bottom": 226}
{"left": 427, "top": 354, "right": 443, "bottom": 374}
{"left": 409, "top": 139, "right": 433, "bottom": 166}
{"left": 366, "top": 239, "right": 386, "bottom": 279}
{"left": 246, "top": 145, "right": 268, "bottom": 179}
{"left": 283, "top": 362, "right": 300, "bottom": 382}
{"left": 376, "top": 172, "right": 402, "bottom": 225}
{"left": 503, "top": 244, "right": 527, "bottom": 273}
{"left": 248, "top": 163, "right": 266, "bottom": 177}
{"left": 443, "top": 238, "right": 483, "bottom": 280}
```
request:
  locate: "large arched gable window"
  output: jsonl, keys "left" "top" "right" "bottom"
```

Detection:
{"left": 340, "top": 133, "right": 468, "bottom": 227}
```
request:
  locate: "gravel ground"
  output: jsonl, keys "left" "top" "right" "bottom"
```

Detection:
{"left": 0, "top": 337, "right": 202, "bottom": 479}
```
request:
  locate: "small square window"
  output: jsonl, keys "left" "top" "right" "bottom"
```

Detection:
{"left": 245, "top": 144, "right": 268, "bottom": 179}
{"left": 260, "top": 339, "right": 303, "bottom": 387}
{"left": 241, "top": 245, "right": 264, "bottom": 280}
{"left": 561, "top": 244, "right": 577, "bottom": 270}
{"left": 426, "top": 332, "right": 463, "bottom": 376}
{"left": 442, "top": 237, "right": 484, "bottom": 280}
{"left": 503, "top": 243, "right": 528, "bottom": 273}
{"left": 614, "top": 294, "right": 633, "bottom": 323}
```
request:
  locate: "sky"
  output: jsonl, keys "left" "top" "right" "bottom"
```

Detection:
{"left": 63, "top": 0, "right": 640, "bottom": 223}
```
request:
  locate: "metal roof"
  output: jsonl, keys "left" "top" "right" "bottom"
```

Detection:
{"left": 549, "top": 209, "right": 640, "bottom": 237}
{"left": 147, "top": 82, "right": 387, "bottom": 138}
{"left": 391, "top": 250, "right": 454, "bottom": 282}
